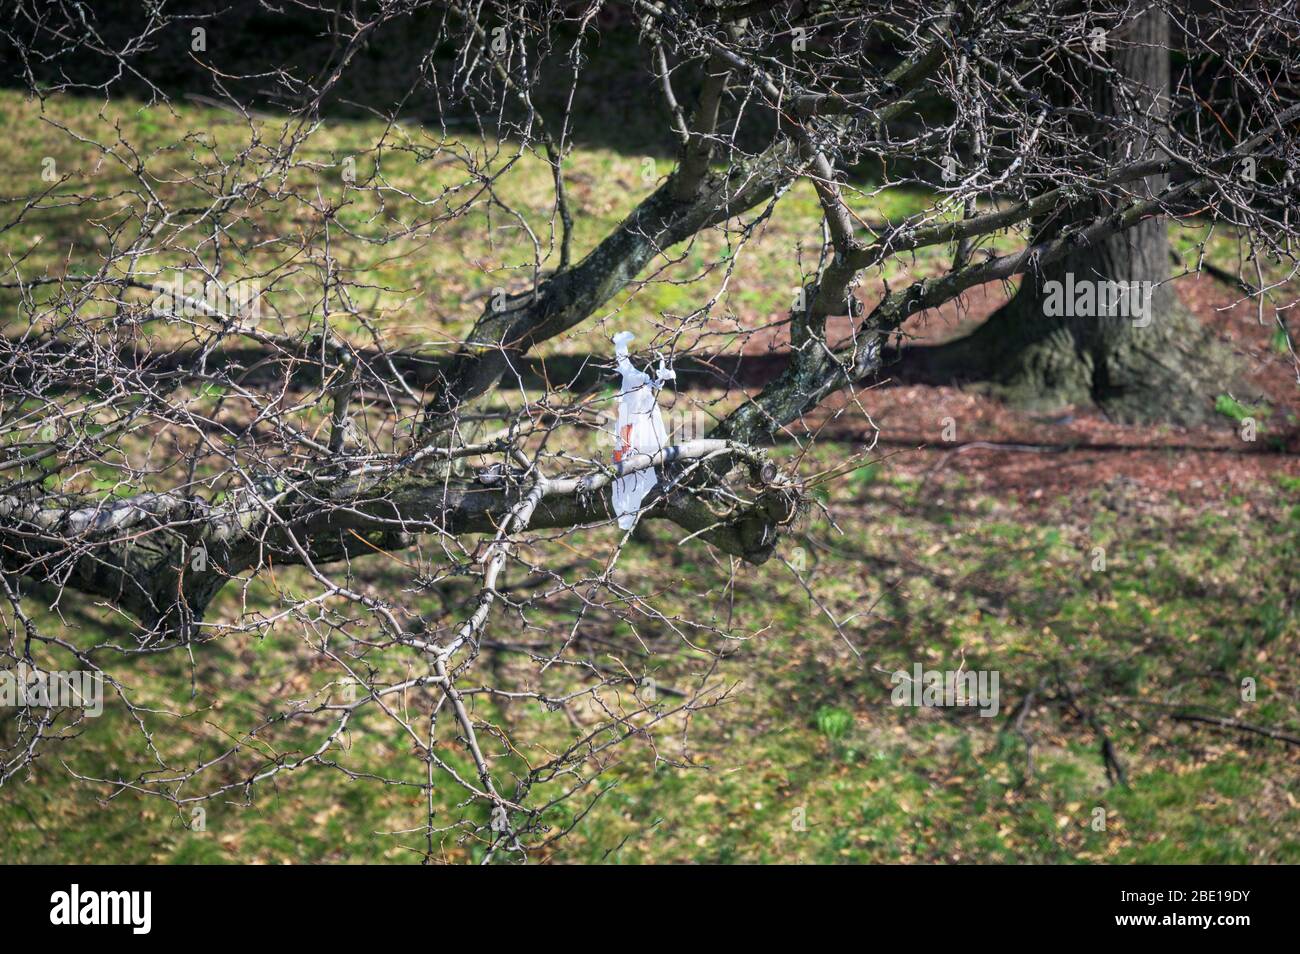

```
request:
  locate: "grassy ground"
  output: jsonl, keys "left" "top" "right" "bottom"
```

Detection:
{"left": 1, "top": 88, "right": 1297, "bottom": 863}
{"left": 0, "top": 89, "right": 1255, "bottom": 354}
{"left": 3, "top": 457, "right": 1297, "bottom": 863}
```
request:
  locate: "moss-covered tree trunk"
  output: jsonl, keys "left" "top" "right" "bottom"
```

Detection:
{"left": 927, "top": 8, "right": 1236, "bottom": 424}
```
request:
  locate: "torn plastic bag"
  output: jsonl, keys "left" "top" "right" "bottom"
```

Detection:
{"left": 610, "top": 331, "right": 675, "bottom": 530}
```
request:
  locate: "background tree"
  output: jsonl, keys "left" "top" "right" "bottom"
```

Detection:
{"left": 917, "top": 5, "right": 1241, "bottom": 422}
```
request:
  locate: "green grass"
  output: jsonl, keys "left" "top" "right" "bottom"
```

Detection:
{"left": 1214, "top": 394, "right": 1270, "bottom": 424}
{"left": 4, "top": 458, "right": 1297, "bottom": 863}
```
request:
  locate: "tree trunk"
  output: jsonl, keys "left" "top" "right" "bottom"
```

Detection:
{"left": 921, "top": 7, "right": 1238, "bottom": 424}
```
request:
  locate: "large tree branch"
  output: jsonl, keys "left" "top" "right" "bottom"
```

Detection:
{"left": 0, "top": 439, "right": 800, "bottom": 638}
{"left": 419, "top": 138, "right": 803, "bottom": 432}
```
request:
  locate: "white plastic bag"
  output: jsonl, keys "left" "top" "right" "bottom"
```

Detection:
{"left": 611, "top": 331, "right": 674, "bottom": 529}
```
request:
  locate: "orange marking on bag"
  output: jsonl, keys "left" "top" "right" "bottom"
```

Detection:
{"left": 614, "top": 423, "right": 633, "bottom": 462}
